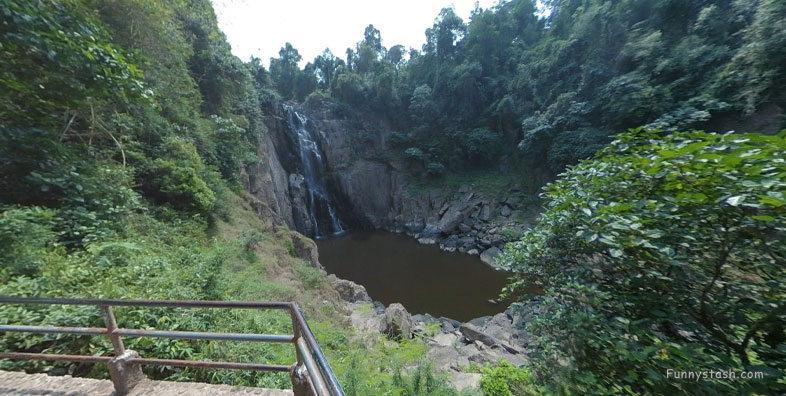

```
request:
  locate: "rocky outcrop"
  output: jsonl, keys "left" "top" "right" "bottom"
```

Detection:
{"left": 382, "top": 303, "right": 414, "bottom": 340}
{"left": 290, "top": 232, "right": 321, "bottom": 268}
{"left": 341, "top": 297, "right": 542, "bottom": 392}
{"left": 480, "top": 247, "right": 502, "bottom": 268}
{"left": 345, "top": 298, "right": 536, "bottom": 373}
{"left": 330, "top": 276, "right": 371, "bottom": 303}
{"left": 422, "top": 309, "right": 530, "bottom": 372}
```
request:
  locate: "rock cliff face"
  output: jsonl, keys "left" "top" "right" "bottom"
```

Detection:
{"left": 243, "top": 122, "right": 294, "bottom": 229}
{"left": 249, "top": 100, "right": 537, "bottom": 264}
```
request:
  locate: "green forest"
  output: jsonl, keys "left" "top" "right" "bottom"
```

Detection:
{"left": 1, "top": 0, "right": 785, "bottom": 395}
{"left": 270, "top": 0, "right": 785, "bottom": 176}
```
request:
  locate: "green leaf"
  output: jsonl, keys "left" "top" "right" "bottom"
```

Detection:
{"left": 726, "top": 195, "right": 744, "bottom": 206}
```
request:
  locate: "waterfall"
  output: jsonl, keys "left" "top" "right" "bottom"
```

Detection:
{"left": 284, "top": 104, "right": 345, "bottom": 237}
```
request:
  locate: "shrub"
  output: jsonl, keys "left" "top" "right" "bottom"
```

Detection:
{"left": 211, "top": 115, "right": 258, "bottom": 182}
{"left": 480, "top": 361, "right": 544, "bottom": 396}
{"left": 452, "top": 127, "right": 504, "bottom": 162}
{"left": 147, "top": 137, "right": 215, "bottom": 213}
{"left": 545, "top": 127, "right": 612, "bottom": 173}
{"left": 295, "top": 263, "right": 325, "bottom": 288}
{"left": 0, "top": 207, "right": 57, "bottom": 277}
{"left": 499, "top": 227, "right": 524, "bottom": 242}
{"left": 389, "top": 131, "right": 412, "bottom": 148}
{"left": 502, "top": 129, "right": 786, "bottom": 395}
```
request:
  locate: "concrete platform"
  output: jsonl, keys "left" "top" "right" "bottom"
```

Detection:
{"left": 0, "top": 370, "right": 294, "bottom": 396}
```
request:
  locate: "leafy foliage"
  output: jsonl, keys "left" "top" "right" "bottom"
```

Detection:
{"left": 501, "top": 129, "right": 786, "bottom": 395}
{"left": 0, "top": 0, "right": 151, "bottom": 127}
{"left": 146, "top": 137, "right": 215, "bottom": 213}
{"left": 479, "top": 361, "right": 543, "bottom": 396}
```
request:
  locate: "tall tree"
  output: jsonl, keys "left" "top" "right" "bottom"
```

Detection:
{"left": 269, "top": 42, "right": 303, "bottom": 100}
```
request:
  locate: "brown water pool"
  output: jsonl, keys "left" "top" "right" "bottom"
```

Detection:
{"left": 316, "top": 230, "right": 520, "bottom": 321}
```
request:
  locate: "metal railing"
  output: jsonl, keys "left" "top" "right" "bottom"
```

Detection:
{"left": 0, "top": 296, "right": 345, "bottom": 396}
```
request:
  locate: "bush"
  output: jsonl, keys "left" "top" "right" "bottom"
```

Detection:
{"left": 0, "top": 207, "right": 57, "bottom": 278}
{"left": 452, "top": 128, "right": 504, "bottom": 162}
{"left": 147, "top": 137, "right": 215, "bottom": 213}
{"left": 47, "top": 165, "right": 140, "bottom": 247}
{"left": 211, "top": 116, "right": 258, "bottom": 182}
{"left": 389, "top": 131, "right": 412, "bottom": 148}
{"left": 545, "top": 127, "right": 612, "bottom": 173}
{"left": 480, "top": 361, "right": 544, "bottom": 396}
{"left": 501, "top": 129, "right": 786, "bottom": 395}
{"left": 0, "top": 130, "right": 139, "bottom": 247}
{"left": 498, "top": 227, "right": 523, "bottom": 242}
{"left": 295, "top": 263, "right": 325, "bottom": 288}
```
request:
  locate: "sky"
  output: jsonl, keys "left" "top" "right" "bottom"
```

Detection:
{"left": 211, "top": 0, "right": 500, "bottom": 67}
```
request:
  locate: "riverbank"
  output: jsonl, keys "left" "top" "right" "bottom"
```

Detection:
{"left": 331, "top": 276, "right": 537, "bottom": 391}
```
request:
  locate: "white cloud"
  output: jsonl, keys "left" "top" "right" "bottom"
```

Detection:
{"left": 212, "top": 0, "right": 499, "bottom": 66}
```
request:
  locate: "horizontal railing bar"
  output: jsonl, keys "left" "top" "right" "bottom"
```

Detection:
{"left": 114, "top": 329, "right": 295, "bottom": 343}
{"left": 129, "top": 357, "right": 293, "bottom": 372}
{"left": 0, "top": 352, "right": 292, "bottom": 372}
{"left": 0, "top": 352, "right": 112, "bottom": 363}
{"left": 0, "top": 324, "right": 107, "bottom": 336}
{"left": 0, "top": 325, "right": 295, "bottom": 343}
{"left": 0, "top": 297, "right": 291, "bottom": 310}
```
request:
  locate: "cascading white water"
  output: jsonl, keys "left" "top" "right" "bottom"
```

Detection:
{"left": 284, "top": 104, "right": 344, "bottom": 237}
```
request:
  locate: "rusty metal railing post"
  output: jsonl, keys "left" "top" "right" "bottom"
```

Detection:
{"left": 290, "top": 303, "right": 302, "bottom": 366}
{"left": 100, "top": 305, "right": 125, "bottom": 356}
{"left": 289, "top": 302, "right": 319, "bottom": 396}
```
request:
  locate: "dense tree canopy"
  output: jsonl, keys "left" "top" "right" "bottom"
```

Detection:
{"left": 271, "top": 0, "right": 785, "bottom": 177}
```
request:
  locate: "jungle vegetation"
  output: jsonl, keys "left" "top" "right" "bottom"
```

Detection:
{"left": 1, "top": 0, "right": 785, "bottom": 395}
{"left": 273, "top": 0, "right": 785, "bottom": 177}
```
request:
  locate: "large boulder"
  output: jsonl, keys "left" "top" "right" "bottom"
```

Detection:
{"left": 461, "top": 310, "right": 530, "bottom": 355}
{"left": 412, "top": 313, "right": 440, "bottom": 326}
{"left": 459, "top": 323, "right": 498, "bottom": 347}
{"left": 480, "top": 247, "right": 502, "bottom": 267}
{"left": 450, "top": 372, "right": 482, "bottom": 392}
{"left": 500, "top": 205, "right": 513, "bottom": 217}
{"left": 332, "top": 277, "right": 371, "bottom": 303}
{"left": 290, "top": 232, "right": 321, "bottom": 267}
{"left": 439, "top": 317, "right": 462, "bottom": 332}
{"left": 382, "top": 303, "right": 414, "bottom": 339}
{"left": 416, "top": 224, "right": 441, "bottom": 244}
{"left": 479, "top": 204, "right": 491, "bottom": 221}
{"left": 438, "top": 201, "right": 473, "bottom": 233}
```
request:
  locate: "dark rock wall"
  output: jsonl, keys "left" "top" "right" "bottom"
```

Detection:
{"left": 249, "top": 100, "right": 535, "bottom": 263}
